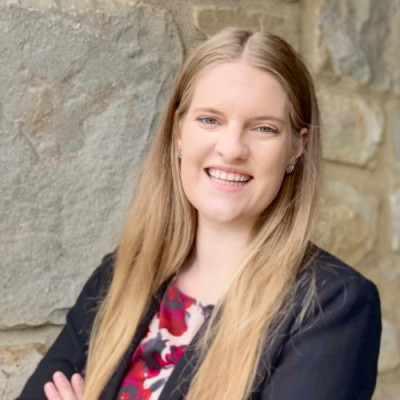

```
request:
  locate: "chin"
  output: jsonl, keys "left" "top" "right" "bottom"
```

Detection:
{"left": 198, "top": 208, "right": 253, "bottom": 227}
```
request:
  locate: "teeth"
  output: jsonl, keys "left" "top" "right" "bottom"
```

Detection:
{"left": 208, "top": 168, "right": 250, "bottom": 184}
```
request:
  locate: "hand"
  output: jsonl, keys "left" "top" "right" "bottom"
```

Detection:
{"left": 44, "top": 371, "right": 85, "bottom": 400}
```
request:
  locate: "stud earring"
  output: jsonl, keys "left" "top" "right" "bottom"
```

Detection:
{"left": 285, "top": 164, "right": 295, "bottom": 174}
{"left": 177, "top": 148, "right": 182, "bottom": 159}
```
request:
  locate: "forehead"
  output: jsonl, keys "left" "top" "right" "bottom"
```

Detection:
{"left": 189, "top": 61, "right": 288, "bottom": 119}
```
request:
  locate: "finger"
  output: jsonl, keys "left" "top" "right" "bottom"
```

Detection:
{"left": 44, "top": 381, "right": 63, "bottom": 400}
{"left": 52, "top": 371, "right": 78, "bottom": 400}
{"left": 71, "top": 373, "right": 85, "bottom": 399}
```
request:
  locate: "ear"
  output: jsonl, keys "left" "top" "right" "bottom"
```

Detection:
{"left": 289, "top": 127, "right": 308, "bottom": 165}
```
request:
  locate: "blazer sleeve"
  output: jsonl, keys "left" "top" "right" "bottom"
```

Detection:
{"left": 17, "top": 253, "right": 114, "bottom": 400}
{"left": 261, "top": 270, "right": 381, "bottom": 400}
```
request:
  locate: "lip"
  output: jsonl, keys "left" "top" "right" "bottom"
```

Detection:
{"left": 205, "top": 166, "right": 253, "bottom": 179}
{"left": 204, "top": 167, "right": 253, "bottom": 192}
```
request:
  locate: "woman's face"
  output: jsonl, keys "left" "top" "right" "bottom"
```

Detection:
{"left": 178, "top": 61, "right": 306, "bottom": 230}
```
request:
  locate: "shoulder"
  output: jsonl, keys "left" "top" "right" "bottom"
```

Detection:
{"left": 310, "top": 246, "right": 375, "bottom": 284}
{"left": 257, "top": 248, "right": 382, "bottom": 399}
{"left": 307, "top": 246, "right": 379, "bottom": 301}
{"left": 295, "top": 245, "right": 381, "bottom": 332}
{"left": 66, "top": 252, "right": 115, "bottom": 333}
{"left": 81, "top": 252, "right": 115, "bottom": 300}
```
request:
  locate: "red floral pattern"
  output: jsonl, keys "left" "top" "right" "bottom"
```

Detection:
{"left": 117, "top": 279, "right": 213, "bottom": 400}
{"left": 158, "top": 282, "right": 195, "bottom": 336}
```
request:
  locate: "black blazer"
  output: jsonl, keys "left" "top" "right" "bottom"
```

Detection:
{"left": 18, "top": 248, "right": 381, "bottom": 400}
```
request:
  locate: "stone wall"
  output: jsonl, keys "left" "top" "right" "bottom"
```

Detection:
{"left": 1, "top": 0, "right": 399, "bottom": 398}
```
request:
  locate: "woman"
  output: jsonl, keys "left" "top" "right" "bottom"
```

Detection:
{"left": 19, "top": 28, "right": 381, "bottom": 400}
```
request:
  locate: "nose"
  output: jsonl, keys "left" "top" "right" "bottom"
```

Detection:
{"left": 215, "top": 124, "right": 249, "bottom": 161}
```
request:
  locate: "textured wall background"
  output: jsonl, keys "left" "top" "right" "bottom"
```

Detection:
{"left": 0, "top": 0, "right": 399, "bottom": 398}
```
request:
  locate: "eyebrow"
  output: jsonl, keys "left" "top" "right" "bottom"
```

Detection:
{"left": 193, "top": 107, "right": 224, "bottom": 116}
{"left": 192, "top": 107, "right": 286, "bottom": 124}
{"left": 252, "top": 115, "right": 286, "bottom": 124}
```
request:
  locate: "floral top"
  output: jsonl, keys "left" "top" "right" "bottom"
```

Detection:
{"left": 116, "top": 278, "right": 213, "bottom": 400}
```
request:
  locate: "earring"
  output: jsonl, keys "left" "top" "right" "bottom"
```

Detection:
{"left": 177, "top": 148, "right": 182, "bottom": 159}
{"left": 285, "top": 164, "right": 295, "bottom": 174}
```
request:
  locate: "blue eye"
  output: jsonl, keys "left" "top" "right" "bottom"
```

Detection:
{"left": 198, "top": 117, "right": 219, "bottom": 126}
{"left": 257, "top": 126, "right": 279, "bottom": 134}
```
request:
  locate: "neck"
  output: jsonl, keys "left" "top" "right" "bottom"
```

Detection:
{"left": 194, "top": 218, "right": 252, "bottom": 276}
{"left": 177, "top": 217, "right": 252, "bottom": 304}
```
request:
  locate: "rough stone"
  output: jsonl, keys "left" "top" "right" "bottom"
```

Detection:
{"left": 379, "top": 319, "right": 400, "bottom": 373}
{"left": 388, "top": 103, "right": 400, "bottom": 170}
{"left": 0, "top": 345, "right": 44, "bottom": 399}
{"left": 19, "top": 0, "right": 56, "bottom": 9}
{"left": 194, "top": 7, "right": 261, "bottom": 35}
{"left": 318, "top": 90, "right": 384, "bottom": 166}
{"left": 0, "top": 326, "right": 61, "bottom": 397}
{"left": 0, "top": 4, "right": 183, "bottom": 327}
{"left": 313, "top": 180, "right": 378, "bottom": 265}
{"left": 61, "top": 0, "right": 140, "bottom": 17}
{"left": 15, "top": 0, "right": 139, "bottom": 14}
{"left": 260, "top": 13, "right": 299, "bottom": 50}
{"left": 4, "top": 0, "right": 19, "bottom": 6}
{"left": 194, "top": 5, "right": 300, "bottom": 49}
{"left": 0, "top": 326, "right": 61, "bottom": 348}
{"left": 392, "top": 191, "right": 400, "bottom": 252}
{"left": 373, "top": 377, "right": 400, "bottom": 400}
{"left": 315, "top": 0, "right": 400, "bottom": 94}
{"left": 57, "top": 0, "right": 96, "bottom": 13}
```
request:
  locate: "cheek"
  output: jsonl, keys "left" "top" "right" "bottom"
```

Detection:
{"left": 181, "top": 131, "right": 213, "bottom": 166}
{"left": 179, "top": 152, "right": 204, "bottom": 187}
{"left": 181, "top": 127, "right": 205, "bottom": 150}
{"left": 255, "top": 146, "right": 290, "bottom": 175}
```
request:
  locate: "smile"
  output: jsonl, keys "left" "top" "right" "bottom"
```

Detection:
{"left": 206, "top": 168, "right": 252, "bottom": 186}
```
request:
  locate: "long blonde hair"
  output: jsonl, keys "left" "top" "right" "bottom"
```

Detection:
{"left": 84, "top": 28, "right": 322, "bottom": 399}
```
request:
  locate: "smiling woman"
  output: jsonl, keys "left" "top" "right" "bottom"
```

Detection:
{"left": 18, "top": 28, "right": 381, "bottom": 400}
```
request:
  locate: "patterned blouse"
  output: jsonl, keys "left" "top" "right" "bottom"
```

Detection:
{"left": 116, "top": 278, "right": 214, "bottom": 400}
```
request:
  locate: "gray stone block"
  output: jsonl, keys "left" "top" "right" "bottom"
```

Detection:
{"left": 318, "top": 90, "right": 383, "bottom": 167}
{"left": 0, "top": 344, "right": 44, "bottom": 399}
{"left": 314, "top": 180, "right": 378, "bottom": 265}
{"left": 194, "top": 4, "right": 300, "bottom": 49}
{"left": 0, "top": 3, "right": 183, "bottom": 327}
{"left": 316, "top": 0, "right": 400, "bottom": 94}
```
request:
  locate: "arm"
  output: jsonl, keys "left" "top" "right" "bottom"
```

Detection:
{"left": 261, "top": 272, "right": 381, "bottom": 400}
{"left": 17, "top": 253, "right": 114, "bottom": 400}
